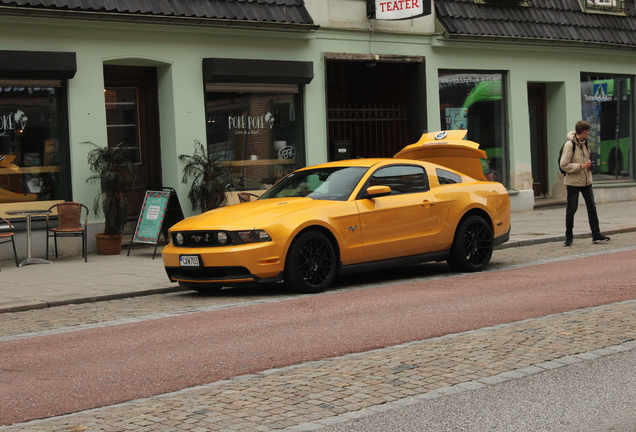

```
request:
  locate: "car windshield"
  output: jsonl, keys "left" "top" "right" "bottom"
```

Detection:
{"left": 260, "top": 167, "right": 369, "bottom": 201}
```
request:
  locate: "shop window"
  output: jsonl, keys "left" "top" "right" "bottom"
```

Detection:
{"left": 0, "top": 81, "right": 68, "bottom": 206}
{"left": 438, "top": 71, "right": 508, "bottom": 186}
{"left": 581, "top": 74, "right": 633, "bottom": 181}
{"left": 205, "top": 85, "right": 304, "bottom": 191}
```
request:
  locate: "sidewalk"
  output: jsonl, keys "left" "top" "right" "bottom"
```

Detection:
{"left": 1, "top": 200, "right": 635, "bottom": 314}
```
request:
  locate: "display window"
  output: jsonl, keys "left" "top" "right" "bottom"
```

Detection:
{"left": 0, "top": 81, "right": 68, "bottom": 206}
{"left": 580, "top": 74, "right": 633, "bottom": 181}
{"left": 438, "top": 71, "right": 508, "bottom": 187}
{"left": 205, "top": 85, "right": 305, "bottom": 191}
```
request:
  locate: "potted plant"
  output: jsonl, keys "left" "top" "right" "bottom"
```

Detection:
{"left": 272, "top": 120, "right": 288, "bottom": 153}
{"left": 179, "top": 140, "right": 236, "bottom": 212}
{"left": 84, "top": 141, "right": 135, "bottom": 255}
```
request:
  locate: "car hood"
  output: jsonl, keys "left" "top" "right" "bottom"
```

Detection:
{"left": 170, "top": 198, "right": 339, "bottom": 231}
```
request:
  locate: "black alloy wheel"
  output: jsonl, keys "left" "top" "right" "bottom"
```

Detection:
{"left": 447, "top": 215, "right": 493, "bottom": 272}
{"left": 284, "top": 230, "right": 337, "bottom": 293}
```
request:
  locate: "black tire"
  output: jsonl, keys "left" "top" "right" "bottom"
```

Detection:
{"left": 447, "top": 215, "right": 493, "bottom": 272}
{"left": 284, "top": 230, "right": 337, "bottom": 293}
{"left": 179, "top": 281, "right": 222, "bottom": 294}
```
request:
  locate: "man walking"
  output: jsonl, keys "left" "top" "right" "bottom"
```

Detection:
{"left": 560, "top": 120, "right": 610, "bottom": 247}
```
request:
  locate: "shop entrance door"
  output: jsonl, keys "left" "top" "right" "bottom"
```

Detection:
{"left": 103, "top": 65, "right": 162, "bottom": 219}
{"left": 326, "top": 59, "right": 425, "bottom": 160}
{"left": 528, "top": 83, "right": 548, "bottom": 197}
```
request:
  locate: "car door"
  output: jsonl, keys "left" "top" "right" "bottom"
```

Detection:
{"left": 356, "top": 164, "right": 440, "bottom": 262}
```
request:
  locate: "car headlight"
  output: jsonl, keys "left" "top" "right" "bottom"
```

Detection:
{"left": 238, "top": 229, "right": 272, "bottom": 243}
{"left": 175, "top": 233, "right": 184, "bottom": 245}
{"left": 217, "top": 231, "right": 229, "bottom": 245}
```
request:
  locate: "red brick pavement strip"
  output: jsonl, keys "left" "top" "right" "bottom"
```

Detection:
{"left": 2, "top": 300, "right": 635, "bottom": 432}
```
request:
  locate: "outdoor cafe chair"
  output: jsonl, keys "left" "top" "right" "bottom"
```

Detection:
{"left": 46, "top": 202, "right": 89, "bottom": 263}
{"left": 0, "top": 217, "right": 19, "bottom": 270}
{"left": 238, "top": 192, "right": 260, "bottom": 203}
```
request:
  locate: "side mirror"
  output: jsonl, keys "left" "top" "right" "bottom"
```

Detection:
{"left": 363, "top": 185, "right": 392, "bottom": 198}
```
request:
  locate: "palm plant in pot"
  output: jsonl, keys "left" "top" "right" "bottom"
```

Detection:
{"left": 179, "top": 140, "right": 236, "bottom": 212}
{"left": 84, "top": 141, "right": 135, "bottom": 255}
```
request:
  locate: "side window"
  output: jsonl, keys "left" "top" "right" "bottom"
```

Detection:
{"left": 366, "top": 165, "right": 429, "bottom": 195}
{"left": 436, "top": 168, "right": 463, "bottom": 185}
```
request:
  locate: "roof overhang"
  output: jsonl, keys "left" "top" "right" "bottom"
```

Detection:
{"left": 0, "top": 6, "right": 320, "bottom": 31}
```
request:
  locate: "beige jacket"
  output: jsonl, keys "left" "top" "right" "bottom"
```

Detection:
{"left": 560, "top": 131, "right": 593, "bottom": 187}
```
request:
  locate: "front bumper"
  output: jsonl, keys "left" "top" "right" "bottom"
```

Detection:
{"left": 162, "top": 241, "right": 286, "bottom": 287}
{"left": 164, "top": 265, "right": 284, "bottom": 287}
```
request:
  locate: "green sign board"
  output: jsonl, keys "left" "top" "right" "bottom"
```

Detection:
{"left": 132, "top": 190, "right": 171, "bottom": 244}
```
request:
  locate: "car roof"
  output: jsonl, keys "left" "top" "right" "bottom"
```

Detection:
{"left": 296, "top": 158, "right": 387, "bottom": 170}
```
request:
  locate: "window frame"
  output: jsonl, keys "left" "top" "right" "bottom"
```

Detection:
{"left": 581, "top": 0, "right": 625, "bottom": 15}
{"left": 0, "top": 80, "right": 72, "bottom": 216}
{"left": 580, "top": 73, "right": 634, "bottom": 182}
{"left": 438, "top": 69, "right": 509, "bottom": 188}
{"left": 360, "top": 164, "right": 430, "bottom": 197}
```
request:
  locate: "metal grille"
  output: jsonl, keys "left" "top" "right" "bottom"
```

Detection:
{"left": 328, "top": 104, "right": 411, "bottom": 159}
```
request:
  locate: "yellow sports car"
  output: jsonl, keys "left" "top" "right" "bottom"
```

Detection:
{"left": 163, "top": 131, "right": 510, "bottom": 293}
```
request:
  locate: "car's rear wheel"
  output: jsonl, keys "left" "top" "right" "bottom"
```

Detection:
{"left": 447, "top": 215, "right": 493, "bottom": 272}
{"left": 284, "top": 230, "right": 336, "bottom": 293}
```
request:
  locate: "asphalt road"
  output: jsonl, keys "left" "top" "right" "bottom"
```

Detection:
{"left": 321, "top": 348, "right": 636, "bottom": 432}
{"left": 1, "top": 235, "right": 635, "bottom": 426}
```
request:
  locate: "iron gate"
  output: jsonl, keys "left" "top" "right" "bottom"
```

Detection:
{"left": 327, "top": 104, "right": 411, "bottom": 159}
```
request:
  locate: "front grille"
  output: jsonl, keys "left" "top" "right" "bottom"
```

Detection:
{"left": 165, "top": 266, "right": 252, "bottom": 281}
{"left": 171, "top": 231, "right": 240, "bottom": 247}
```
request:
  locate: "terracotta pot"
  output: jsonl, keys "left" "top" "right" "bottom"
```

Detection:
{"left": 273, "top": 140, "right": 287, "bottom": 151}
{"left": 95, "top": 233, "right": 123, "bottom": 255}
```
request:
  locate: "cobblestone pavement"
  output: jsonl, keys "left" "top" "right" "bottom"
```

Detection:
{"left": 2, "top": 300, "right": 634, "bottom": 432}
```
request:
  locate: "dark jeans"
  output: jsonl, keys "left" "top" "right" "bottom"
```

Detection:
{"left": 565, "top": 184, "right": 600, "bottom": 240}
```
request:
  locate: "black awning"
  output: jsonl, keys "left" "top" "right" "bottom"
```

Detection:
{"left": 0, "top": 50, "right": 77, "bottom": 80}
{"left": 203, "top": 58, "right": 313, "bottom": 85}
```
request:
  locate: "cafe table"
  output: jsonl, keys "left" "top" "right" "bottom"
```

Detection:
{"left": 6, "top": 209, "right": 52, "bottom": 266}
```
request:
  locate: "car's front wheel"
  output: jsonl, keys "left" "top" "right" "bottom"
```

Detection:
{"left": 447, "top": 215, "right": 493, "bottom": 272}
{"left": 284, "top": 230, "right": 337, "bottom": 293}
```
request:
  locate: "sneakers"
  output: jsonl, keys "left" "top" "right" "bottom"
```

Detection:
{"left": 564, "top": 239, "right": 573, "bottom": 247}
{"left": 593, "top": 235, "right": 610, "bottom": 244}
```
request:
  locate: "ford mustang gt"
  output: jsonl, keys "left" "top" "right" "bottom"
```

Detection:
{"left": 163, "top": 130, "right": 510, "bottom": 293}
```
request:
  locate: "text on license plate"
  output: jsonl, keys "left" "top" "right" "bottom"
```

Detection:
{"left": 180, "top": 255, "right": 201, "bottom": 267}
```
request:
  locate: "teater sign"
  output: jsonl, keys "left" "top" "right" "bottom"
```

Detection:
{"left": 372, "top": 0, "right": 430, "bottom": 20}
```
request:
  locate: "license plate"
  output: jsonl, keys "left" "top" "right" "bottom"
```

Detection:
{"left": 179, "top": 255, "right": 201, "bottom": 267}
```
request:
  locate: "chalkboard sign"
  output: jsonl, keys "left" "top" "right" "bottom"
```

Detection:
{"left": 128, "top": 188, "right": 184, "bottom": 258}
{"left": 161, "top": 187, "right": 185, "bottom": 241}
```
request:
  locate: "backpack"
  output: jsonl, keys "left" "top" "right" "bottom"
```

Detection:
{"left": 558, "top": 141, "right": 570, "bottom": 175}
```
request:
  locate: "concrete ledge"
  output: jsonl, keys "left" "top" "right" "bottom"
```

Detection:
{"left": 0, "top": 285, "right": 189, "bottom": 314}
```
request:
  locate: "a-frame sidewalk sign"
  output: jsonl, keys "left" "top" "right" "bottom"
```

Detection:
{"left": 127, "top": 187, "right": 184, "bottom": 259}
